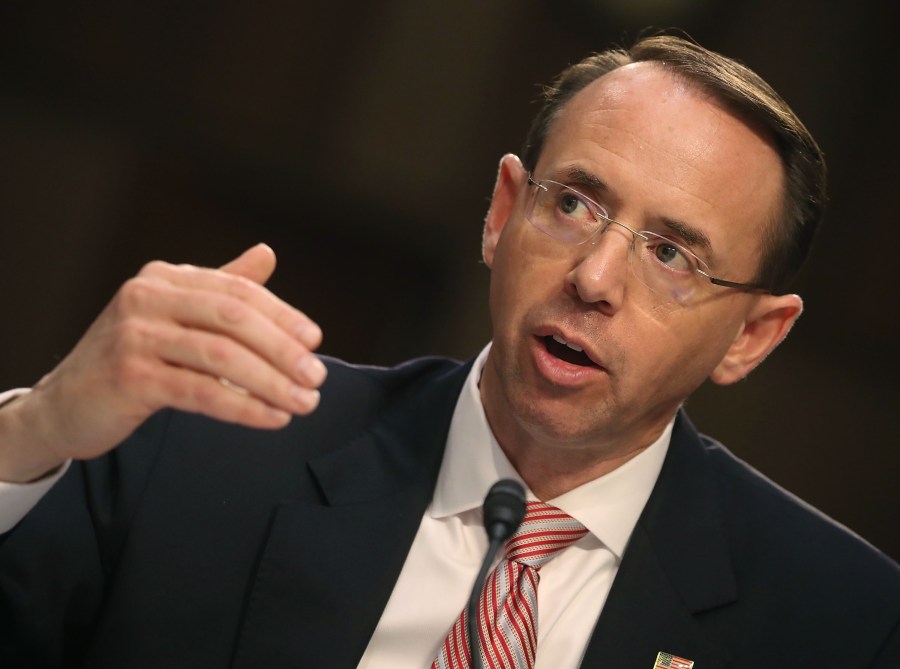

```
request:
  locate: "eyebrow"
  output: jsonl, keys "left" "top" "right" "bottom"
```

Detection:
{"left": 562, "top": 166, "right": 610, "bottom": 194}
{"left": 661, "top": 217, "right": 714, "bottom": 259}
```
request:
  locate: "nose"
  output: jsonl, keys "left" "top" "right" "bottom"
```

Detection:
{"left": 564, "top": 223, "right": 633, "bottom": 312}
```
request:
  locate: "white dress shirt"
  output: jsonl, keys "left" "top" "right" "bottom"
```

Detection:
{"left": 0, "top": 389, "right": 70, "bottom": 534}
{"left": 357, "top": 346, "right": 671, "bottom": 668}
{"left": 0, "top": 347, "right": 672, "bottom": 667}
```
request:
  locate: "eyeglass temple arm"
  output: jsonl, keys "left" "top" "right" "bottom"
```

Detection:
{"left": 700, "top": 271, "right": 770, "bottom": 293}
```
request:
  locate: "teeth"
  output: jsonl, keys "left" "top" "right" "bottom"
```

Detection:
{"left": 552, "top": 334, "right": 583, "bottom": 352}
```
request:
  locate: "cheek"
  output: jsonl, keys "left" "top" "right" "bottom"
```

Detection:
{"left": 488, "top": 242, "right": 527, "bottom": 332}
{"left": 628, "top": 310, "right": 737, "bottom": 391}
{"left": 489, "top": 230, "right": 565, "bottom": 316}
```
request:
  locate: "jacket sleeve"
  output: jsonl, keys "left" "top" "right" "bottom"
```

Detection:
{"left": 0, "top": 410, "right": 171, "bottom": 667}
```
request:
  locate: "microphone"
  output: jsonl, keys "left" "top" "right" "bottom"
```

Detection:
{"left": 468, "top": 479, "right": 526, "bottom": 669}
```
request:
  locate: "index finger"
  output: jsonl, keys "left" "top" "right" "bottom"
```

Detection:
{"left": 138, "top": 259, "right": 323, "bottom": 351}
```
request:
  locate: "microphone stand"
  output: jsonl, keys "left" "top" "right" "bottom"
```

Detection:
{"left": 468, "top": 479, "right": 526, "bottom": 669}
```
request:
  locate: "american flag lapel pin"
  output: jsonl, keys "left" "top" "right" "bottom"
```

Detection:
{"left": 653, "top": 651, "right": 694, "bottom": 668}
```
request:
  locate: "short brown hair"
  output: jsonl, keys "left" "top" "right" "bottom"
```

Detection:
{"left": 521, "top": 35, "right": 826, "bottom": 293}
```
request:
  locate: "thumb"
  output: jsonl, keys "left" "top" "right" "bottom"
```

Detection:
{"left": 220, "top": 243, "right": 277, "bottom": 285}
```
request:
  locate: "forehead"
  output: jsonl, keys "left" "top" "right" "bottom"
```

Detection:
{"left": 538, "top": 63, "right": 784, "bottom": 271}
{"left": 545, "top": 62, "right": 780, "bottom": 177}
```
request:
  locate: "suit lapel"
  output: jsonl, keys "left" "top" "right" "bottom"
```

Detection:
{"left": 230, "top": 369, "right": 736, "bottom": 668}
{"left": 231, "top": 360, "right": 471, "bottom": 669}
{"left": 580, "top": 412, "right": 736, "bottom": 669}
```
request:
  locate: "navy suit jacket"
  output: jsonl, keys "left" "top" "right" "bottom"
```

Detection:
{"left": 1, "top": 356, "right": 898, "bottom": 667}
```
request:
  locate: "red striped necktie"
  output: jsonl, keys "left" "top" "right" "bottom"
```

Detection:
{"left": 432, "top": 501, "right": 588, "bottom": 669}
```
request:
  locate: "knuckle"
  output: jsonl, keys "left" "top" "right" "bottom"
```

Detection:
{"left": 116, "top": 277, "right": 159, "bottom": 313}
{"left": 202, "top": 337, "right": 234, "bottom": 368}
{"left": 109, "top": 316, "right": 150, "bottom": 359}
{"left": 234, "top": 402, "right": 263, "bottom": 424}
{"left": 114, "top": 355, "right": 151, "bottom": 390}
{"left": 138, "top": 260, "right": 171, "bottom": 278}
{"left": 192, "top": 382, "right": 219, "bottom": 411}
{"left": 216, "top": 296, "right": 249, "bottom": 325}
{"left": 226, "top": 275, "right": 255, "bottom": 301}
{"left": 158, "top": 374, "right": 189, "bottom": 404}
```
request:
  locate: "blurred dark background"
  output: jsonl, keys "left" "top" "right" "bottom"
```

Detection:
{"left": 1, "top": 1, "right": 897, "bottom": 560}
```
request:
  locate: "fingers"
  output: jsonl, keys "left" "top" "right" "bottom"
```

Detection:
{"left": 117, "top": 275, "right": 322, "bottom": 383}
{"left": 151, "top": 365, "right": 301, "bottom": 429}
{"left": 151, "top": 324, "right": 323, "bottom": 415}
{"left": 0, "top": 246, "right": 326, "bottom": 481}
{"left": 136, "top": 258, "right": 322, "bottom": 351}
{"left": 109, "top": 250, "right": 326, "bottom": 425}
{"left": 219, "top": 243, "right": 277, "bottom": 285}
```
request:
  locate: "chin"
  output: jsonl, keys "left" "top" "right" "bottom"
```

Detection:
{"left": 513, "top": 395, "right": 616, "bottom": 448}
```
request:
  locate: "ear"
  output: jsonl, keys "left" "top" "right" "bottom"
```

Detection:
{"left": 482, "top": 154, "right": 527, "bottom": 268}
{"left": 709, "top": 293, "right": 803, "bottom": 385}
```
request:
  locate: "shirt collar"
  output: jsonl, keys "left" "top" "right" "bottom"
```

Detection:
{"left": 431, "top": 343, "right": 671, "bottom": 559}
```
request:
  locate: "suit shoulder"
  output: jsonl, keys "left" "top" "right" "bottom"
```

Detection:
{"left": 315, "top": 355, "right": 465, "bottom": 414}
{"left": 320, "top": 354, "right": 464, "bottom": 391}
{"left": 700, "top": 433, "right": 900, "bottom": 599}
{"left": 158, "top": 354, "right": 468, "bottom": 446}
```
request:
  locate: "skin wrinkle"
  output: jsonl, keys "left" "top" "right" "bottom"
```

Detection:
{"left": 579, "top": 113, "right": 710, "bottom": 178}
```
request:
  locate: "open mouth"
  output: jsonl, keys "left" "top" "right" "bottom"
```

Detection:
{"left": 543, "top": 334, "right": 600, "bottom": 368}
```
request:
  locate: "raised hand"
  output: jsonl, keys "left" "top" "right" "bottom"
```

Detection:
{"left": 0, "top": 244, "right": 325, "bottom": 483}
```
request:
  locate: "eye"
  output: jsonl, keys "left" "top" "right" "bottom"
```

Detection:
{"left": 651, "top": 240, "right": 694, "bottom": 272}
{"left": 556, "top": 189, "right": 594, "bottom": 221}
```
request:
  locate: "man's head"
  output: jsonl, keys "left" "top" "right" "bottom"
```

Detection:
{"left": 521, "top": 34, "right": 826, "bottom": 294}
{"left": 478, "top": 36, "right": 816, "bottom": 492}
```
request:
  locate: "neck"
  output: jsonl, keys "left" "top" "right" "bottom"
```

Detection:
{"left": 478, "top": 360, "right": 672, "bottom": 501}
{"left": 493, "top": 424, "right": 655, "bottom": 500}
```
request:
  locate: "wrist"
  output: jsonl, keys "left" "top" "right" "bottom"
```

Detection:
{"left": 0, "top": 389, "right": 68, "bottom": 483}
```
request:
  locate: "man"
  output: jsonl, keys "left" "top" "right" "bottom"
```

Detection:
{"left": 1, "top": 35, "right": 898, "bottom": 668}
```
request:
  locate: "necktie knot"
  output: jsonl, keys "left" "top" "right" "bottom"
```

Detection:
{"left": 432, "top": 500, "right": 587, "bottom": 669}
{"left": 504, "top": 501, "right": 587, "bottom": 570}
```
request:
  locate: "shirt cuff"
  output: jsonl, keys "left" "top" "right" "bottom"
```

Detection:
{"left": 0, "top": 460, "right": 71, "bottom": 534}
{"left": 0, "top": 388, "right": 73, "bottom": 534}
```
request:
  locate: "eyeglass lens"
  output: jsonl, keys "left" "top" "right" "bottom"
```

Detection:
{"left": 526, "top": 179, "right": 707, "bottom": 305}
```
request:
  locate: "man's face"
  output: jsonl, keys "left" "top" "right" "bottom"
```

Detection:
{"left": 481, "top": 63, "right": 787, "bottom": 460}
